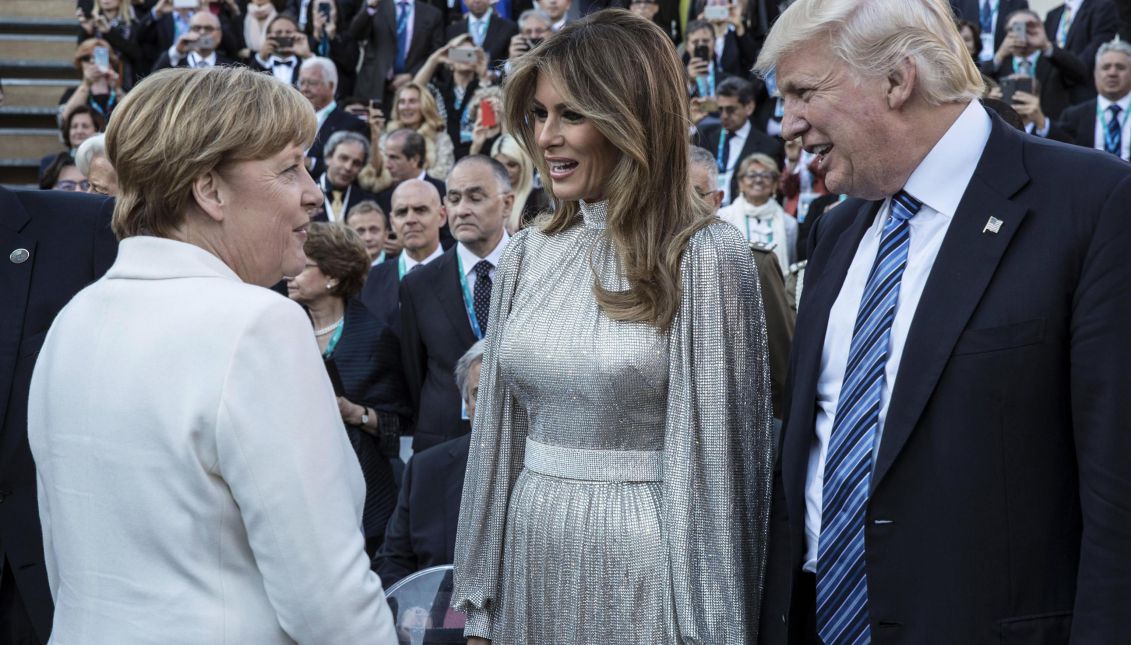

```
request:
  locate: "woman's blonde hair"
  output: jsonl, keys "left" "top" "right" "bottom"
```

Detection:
{"left": 106, "top": 66, "right": 315, "bottom": 239}
{"left": 737, "top": 153, "right": 780, "bottom": 177}
{"left": 491, "top": 134, "right": 534, "bottom": 231}
{"left": 389, "top": 81, "right": 444, "bottom": 136}
{"left": 92, "top": 0, "right": 138, "bottom": 23}
{"left": 754, "top": 0, "right": 984, "bottom": 105}
{"left": 503, "top": 9, "right": 711, "bottom": 330}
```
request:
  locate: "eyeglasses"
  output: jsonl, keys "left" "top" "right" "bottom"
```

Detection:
{"left": 742, "top": 171, "right": 778, "bottom": 182}
{"left": 297, "top": 78, "right": 326, "bottom": 88}
{"left": 55, "top": 180, "right": 91, "bottom": 192}
{"left": 190, "top": 25, "right": 218, "bottom": 33}
{"left": 718, "top": 104, "right": 747, "bottom": 115}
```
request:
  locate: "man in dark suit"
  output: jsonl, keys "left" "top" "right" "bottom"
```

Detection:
{"left": 755, "top": 0, "right": 1131, "bottom": 643}
{"left": 150, "top": 11, "right": 236, "bottom": 72}
{"left": 445, "top": 0, "right": 519, "bottom": 69}
{"left": 399, "top": 156, "right": 511, "bottom": 451}
{"left": 1046, "top": 0, "right": 1119, "bottom": 88}
{"left": 373, "top": 129, "right": 450, "bottom": 246}
{"left": 300, "top": 56, "right": 370, "bottom": 178}
{"left": 137, "top": 0, "right": 242, "bottom": 74}
{"left": 950, "top": 0, "right": 1029, "bottom": 65}
{"left": 314, "top": 131, "right": 379, "bottom": 224}
{"left": 1053, "top": 39, "right": 1131, "bottom": 160}
{"left": 372, "top": 339, "right": 482, "bottom": 588}
{"left": 350, "top": 0, "right": 445, "bottom": 105}
{"left": 696, "top": 77, "right": 785, "bottom": 205}
{"left": 0, "top": 188, "right": 117, "bottom": 644}
{"left": 985, "top": 9, "right": 1090, "bottom": 120}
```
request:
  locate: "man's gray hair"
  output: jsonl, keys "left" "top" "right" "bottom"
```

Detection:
{"left": 518, "top": 8, "right": 553, "bottom": 29}
{"left": 75, "top": 133, "right": 107, "bottom": 177}
{"left": 452, "top": 154, "right": 513, "bottom": 194}
{"left": 324, "top": 130, "right": 371, "bottom": 164}
{"left": 689, "top": 145, "right": 718, "bottom": 186}
{"left": 1097, "top": 38, "right": 1131, "bottom": 64}
{"left": 454, "top": 339, "right": 487, "bottom": 399}
{"left": 301, "top": 56, "right": 338, "bottom": 91}
{"left": 754, "top": 0, "right": 985, "bottom": 105}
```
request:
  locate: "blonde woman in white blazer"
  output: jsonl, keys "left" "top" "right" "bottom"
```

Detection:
{"left": 27, "top": 67, "right": 397, "bottom": 644}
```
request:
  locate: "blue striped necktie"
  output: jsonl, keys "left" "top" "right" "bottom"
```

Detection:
{"left": 817, "top": 190, "right": 923, "bottom": 645}
{"left": 1105, "top": 104, "right": 1122, "bottom": 157}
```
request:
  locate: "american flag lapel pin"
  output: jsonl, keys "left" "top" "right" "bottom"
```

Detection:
{"left": 982, "top": 216, "right": 1003, "bottom": 234}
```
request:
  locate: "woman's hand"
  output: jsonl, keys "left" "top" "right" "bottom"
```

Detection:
{"left": 368, "top": 106, "right": 386, "bottom": 136}
{"left": 77, "top": 8, "right": 96, "bottom": 35}
{"left": 467, "top": 639, "right": 491, "bottom": 645}
{"left": 336, "top": 397, "right": 365, "bottom": 426}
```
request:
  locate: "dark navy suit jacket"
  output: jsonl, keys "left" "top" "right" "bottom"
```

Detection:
{"left": 372, "top": 432, "right": 469, "bottom": 588}
{"left": 759, "top": 111, "right": 1131, "bottom": 643}
{"left": 0, "top": 189, "right": 117, "bottom": 642}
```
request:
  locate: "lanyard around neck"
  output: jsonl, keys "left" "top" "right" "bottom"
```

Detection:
{"left": 455, "top": 251, "right": 484, "bottom": 339}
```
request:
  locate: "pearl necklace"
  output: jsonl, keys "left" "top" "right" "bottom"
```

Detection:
{"left": 314, "top": 316, "right": 344, "bottom": 337}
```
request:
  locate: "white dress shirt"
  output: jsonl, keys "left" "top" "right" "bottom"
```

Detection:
{"left": 1057, "top": 0, "right": 1084, "bottom": 45}
{"left": 255, "top": 53, "right": 299, "bottom": 83}
{"left": 402, "top": 243, "right": 444, "bottom": 272}
{"left": 719, "top": 120, "right": 750, "bottom": 205}
{"left": 455, "top": 231, "right": 510, "bottom": 299}
{"left": 803, "top": 100, "right": 992, "bottom": 572}
{"left": 467, "top": 9, "right": 492, "bottom": 47}
{"left": 28, "top": 237, "right": 396, "bottom": 643}
{"left": 1094, "top": 94, "right": 1131, "bottom": 160}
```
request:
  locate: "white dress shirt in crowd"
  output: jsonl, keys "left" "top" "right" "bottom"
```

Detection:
{"left": 1095, "top": 93, "right": 1131, "bottom": 160}
{"left": 978, "top": 0, "right": 998, "bottom": 63}
{"left": 1057, "top": 0, "right": 1084, "bottom": 45}
{"left": 468, "top": 8, "right": 492, "bottom": 47}
{"left": 402, "top": 243, "right": 444, "bottom": 273}
{"left": 256, "top": 53, "right": 299, "bottom": 83}
{"left": 719, "top": 120, "right": 750, "bottom": 205}
{"left": 803, "top": 100, "right": 992, "bottom": 572}
{"left": 455, "top": 231, "right": 510, "bottom": 299}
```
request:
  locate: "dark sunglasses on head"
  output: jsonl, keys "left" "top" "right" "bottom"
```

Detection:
{"left": 78, "top": 55, "right": 93, "bottom": 63}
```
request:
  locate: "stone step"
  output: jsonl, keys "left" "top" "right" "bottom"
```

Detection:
{"left": 0, "top": 78, "right": 78, "bottom": 107}
{"left": 0, "top": 34, "right": 76, "bottom": 61}
{"left": 0, "top": 17, "right": 78, "bottom": 36}
{"left": 0, "top": 158, "right": 43, "bottom": 186}
{"left": 0, "top": 106, "right": 59, "bottom": 129}
{"left": 0, "top": 128, "right": 65, "bottom": 159}
{"left": 0, "top": 58, "right": 77, "bottom": 80}
{"left": 2, "top": 1, "right": 78, "bottom": 21}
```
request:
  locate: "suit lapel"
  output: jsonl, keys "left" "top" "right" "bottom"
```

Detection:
{"left": 872, "top": 118, "right": 1030, "bottom": 490}
{"left": 782, "top": 199, "right": 880, "bottom": 512}
{"left": 434, "top": 249, "right": 478, "bottom": 347}
{"left": 0, "top": 191, "right": 34, "bottom": 427}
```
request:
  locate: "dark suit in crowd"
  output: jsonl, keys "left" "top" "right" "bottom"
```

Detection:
{"left": 986, "top": 45, "right": 1090, "bottom": 120}
{"left": 361, "top": 258, "right": 405, "bottom": 327}
{"left": 399, "top": 247, "right": 476, "bottom": 451}
{"left": 760, "top": 112, "right": 1131, "bottom": 643}
{"left": 0, "top": 188, "right": 118, "bottom": 644}
{"left": 1053, "top": 98, "right": 1131, "bottom": 161}
{"left": 350, "top": 0, "right": 444, "bottom": 104}
{"left": 444, "top": 11, "right": 519, "bottom": 69}
{"left": 696, "top": 120, "right": 785, "bottom": 204}
{"left": 329, "top": 298, "right": 413, "bottom": 553}
{"left": 313, "top": 175, "right": 378, "bottom": 224}
{"left": 372, "top": 432, "right": 469, "bottom": 588}
{"left": 307, "top": 106, "right": 370, "bottom": 178}
{"left": 1045, "top": 0, "right": 1119, "bottom": 88}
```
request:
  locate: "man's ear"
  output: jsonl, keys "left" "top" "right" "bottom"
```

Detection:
{"left": 886, "top": 57, "right": 917, "bottom": 110}
{"left": 712, "top": 189, "right": 724, "bottom": 210}
{"left": 501, "top": 191, "right": 515, "bottom": 213}
{"left": 439, "top": 204, "right": 448, "bottom": 226}
{"left": 190, "top": 170, "right": 227, "bottom": 224}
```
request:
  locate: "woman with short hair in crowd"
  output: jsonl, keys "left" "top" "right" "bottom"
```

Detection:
{"left": 287, "top": 221, "right": 412, "bottom": 555}
{"left": 60, "top": 38, "right": 124, "bottom": 124}
{"left": 718, "top": 152, "right": 798, "bottom": 270}
{"left": 451, "top": 9, "right": 773, "bottom": 644}
{"left": 490, "top": 133, "right": 548, "bottom": 233}
{"left": 28, "top": 65, "right": 395, "bottom": 643}
{"left": 39, "top": 105, "right": 103, "bottom": 183}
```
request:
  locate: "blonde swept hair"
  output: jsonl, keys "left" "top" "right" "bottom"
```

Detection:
{"left": 503, "top": 9, "right": 712, "bottom": 330}
{"left": 388, "top": 81, "right": 444, "bottom": 136}
{"left": 491, "top": 134, "right": 535, "bottom": 231}
{"left": 106, "top": 66, "right": 315, "bottom": 239}
{"left": 754, "top": 0, "right": 984, "bottom": 105}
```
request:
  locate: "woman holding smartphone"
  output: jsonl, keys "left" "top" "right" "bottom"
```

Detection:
{"left": 413, "top": 34, "right": 495, "bottom": 159}
{"left": 451, "top": 9, "right": 773, "bottom": 645}
{"left": 60, "top": 38, "right": 125, "bottom": 124}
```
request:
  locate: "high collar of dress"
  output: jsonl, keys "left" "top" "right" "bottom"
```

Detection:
{"left": 579, "top": 199, "right": 608, "bottom": 230}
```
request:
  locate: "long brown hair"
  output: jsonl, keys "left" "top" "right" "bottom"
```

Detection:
{"left": 503, "top": 9, "right": 710, "bottom": 331}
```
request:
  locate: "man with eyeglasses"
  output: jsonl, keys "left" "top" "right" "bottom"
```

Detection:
{"left": 695, "top": 76, "right": 784, "bottom": 205}
{"left": 152, "top": 11, "right": 234, "bottom": 71}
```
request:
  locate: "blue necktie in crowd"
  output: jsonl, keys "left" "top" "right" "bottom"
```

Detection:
{"left": 395, "top": 1, "right": 411, "bottom": 74}
{"left": 1106, "top": 104, "right": 1123, "bottom": 157}
{"left": 817, "top": 190, "right": 923, "bottom": 645}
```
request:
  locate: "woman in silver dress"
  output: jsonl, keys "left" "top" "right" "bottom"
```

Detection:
{"left": 452, "top": 10, "right": 774, "bottom": 644}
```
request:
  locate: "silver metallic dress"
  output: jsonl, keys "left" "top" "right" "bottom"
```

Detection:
{"left": 452, "top": 200, "right": 774, "bottom": 644}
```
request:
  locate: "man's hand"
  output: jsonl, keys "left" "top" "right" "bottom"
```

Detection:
{"left": 93, "top": 14, "right": 112, "bottom": 33}
{"left": 293, "top": 33, "right": 312, "bottom": 58}
{"left": 687, "top": 56, "right": 709, "bottom": 79}
{"left": 508, "top": 33, "right": 529, "bottom": 60}
{"left": 175, "top": 31, "right": 200, "bottom": 55}
{"left": 994, "top": 33, "right": 1021, "bottom": 66}
{"left": 1011, "top": 90, "right": 1046, "bottom": 129}
{"left": 260, "top": 36, "right": 278, "bottom": 58}
{"left": 153, "top": 0, "right": 174, "bottom": 17}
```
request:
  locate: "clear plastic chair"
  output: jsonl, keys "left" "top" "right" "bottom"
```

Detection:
{"left": 386, "top": 565, "right": 467, "bottom": 645}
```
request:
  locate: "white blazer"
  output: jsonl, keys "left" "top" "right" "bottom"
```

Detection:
{"left": 28, "top": 236, "right": 397, "bottom": 644}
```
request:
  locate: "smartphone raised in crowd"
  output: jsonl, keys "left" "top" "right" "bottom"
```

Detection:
{"left": 999, "top": 75, "right": 1033, "bottom": 105}
{"left": 317, "top": 0, "right": 332, "bottom": 21}
{"left": 93, "top": 45, "right": 110, "bottom": 72}
{"left": 172, "top": 0, "right": 200, "bottom": 9}
{"left": 704, "top": 5, "right": 729, "bottom": 21}
{"left": 694, "top": 44, "right": 711, "bottom": 62}
{"left": 449, "top": 46, "right": 478, "bottom": 64}
{"left": 479, "top": 99, "right": 497, "bottom": 128}
{"left": 1010, "top": 20, "right": 1027, "bottom": 42}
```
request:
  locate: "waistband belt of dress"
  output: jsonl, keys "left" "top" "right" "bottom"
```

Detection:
{"left": 523, "top": 437, "right": 664, "bottom": 482}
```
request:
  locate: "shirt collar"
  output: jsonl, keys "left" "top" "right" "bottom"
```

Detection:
{"left": 728, "top": 120, "right": 752, "bottom": 139}
{"left": 315, "top": 100, "right": 337, "bottom": 124}
{"left": 552, "top": 17, "right": 567, "bottom": 31}
{"left": 469, "top": 8, "right": 491, "bottom": 23}
{"left": 187, "top": 51, "right": 217, "bottom": 66}
{"left": 1098, "top": 93, "right": 1131, "bottom": 113}
{"left": 456, "top": 230, "right": 510, "bottom": 274}
{"left": 402, "top": 244, "right": 444, "bottom": 272}
{"left": 1065, "top": 0, "right": 1083, "bottom": 13}
{"left": 901, "top": 99, "right": 992, "bottom": 219}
